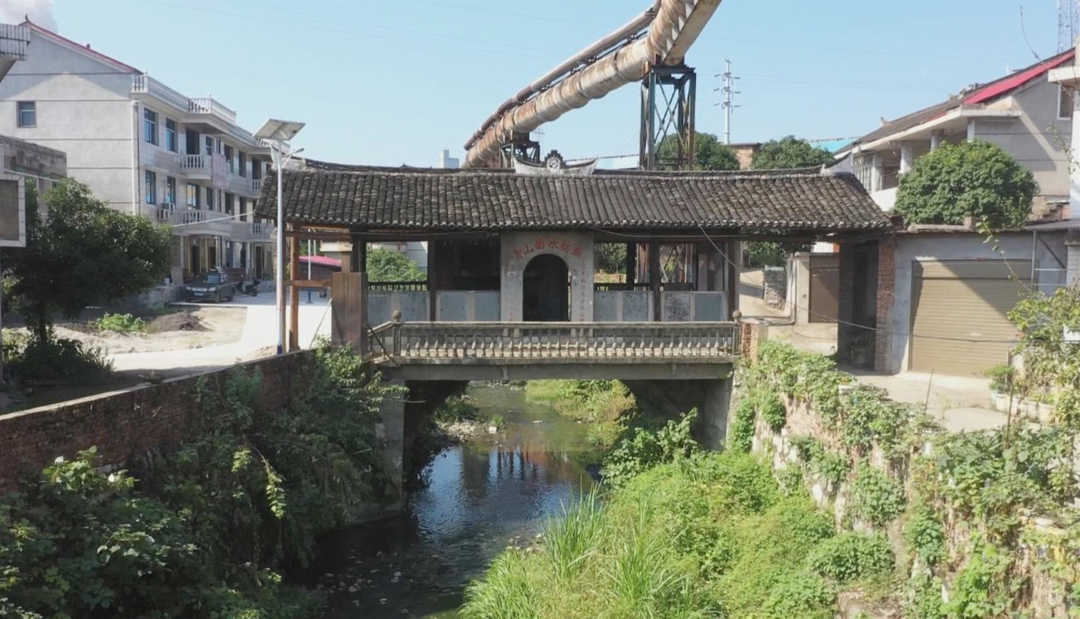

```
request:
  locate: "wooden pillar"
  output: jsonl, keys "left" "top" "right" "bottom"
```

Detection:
{"left": 288, "top": 235, "right": 300, "bottom": 351}
{"left": 359, "top": 241, "right": 368, "bottom": 274}
{"left": 427, "top": 240, "right": 437, "bottom": 321}
{"left": 349, "top": 233, "right": 362, "bottom": 273}
{"left": 626, "top": 242, "right": 637, "bottom": 285}
{"left": 648, "top": 241, "right": 661, "bottom": 321}
{"left": 331, "top": 272, "right": 366, "bottom": 353}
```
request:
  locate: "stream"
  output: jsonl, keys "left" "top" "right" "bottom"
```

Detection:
{"left": 308, "top": 383, "right": 600, "bottom": 618}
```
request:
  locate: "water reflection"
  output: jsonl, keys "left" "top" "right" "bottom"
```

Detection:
{"left": 309, "top": 384, "right": 599, "bottom": 618}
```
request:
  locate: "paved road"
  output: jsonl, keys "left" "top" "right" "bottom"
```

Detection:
{"left": 850, "top": 369, "right": 1007, "bottom": 432}
{"left": 110, "top": 291, "right": 333, "bottom": 379}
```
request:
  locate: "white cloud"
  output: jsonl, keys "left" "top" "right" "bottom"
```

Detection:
{"left": 0, "top": 0, "right": 58, "bottom": 32}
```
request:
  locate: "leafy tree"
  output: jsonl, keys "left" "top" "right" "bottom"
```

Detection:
{"left": 895, "top": 140, "right": 1037, "bottom": 228}
{"left": 658, "top": 132, "right": 740, "bottom": 171}
{"left": 366, "top": 246, "right": 426, "bottom": 281}
{"left": 752, "top": 136, "right": 834, "bottom": 169}
{"left": 4, "top": 180, "right": 171, "bottom": 340}
{"left": 595, "top": 242, "right": 628, "bottom": 274}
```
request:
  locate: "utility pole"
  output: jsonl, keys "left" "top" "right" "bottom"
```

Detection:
{"left": 719, "top": 59, "right": 739, "bottom": 145}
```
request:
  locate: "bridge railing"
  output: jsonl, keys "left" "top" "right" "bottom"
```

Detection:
{"left": 365, "top": 321, "right": 739, "bottom": 363}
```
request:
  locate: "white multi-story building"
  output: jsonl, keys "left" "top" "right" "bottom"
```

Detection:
{"left": 0, "top": 21, "right": 275, "bottom": 285}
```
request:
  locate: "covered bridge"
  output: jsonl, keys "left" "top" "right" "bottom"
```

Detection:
{"left": 257, "top": 153, "right": 889, "bottom": 367}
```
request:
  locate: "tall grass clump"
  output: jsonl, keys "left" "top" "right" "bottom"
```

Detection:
{"left": 461, "top": 552, "right": 540, "bottom": 619}
{"left": 544, "top": 486, "right": 605, "bottom": 582}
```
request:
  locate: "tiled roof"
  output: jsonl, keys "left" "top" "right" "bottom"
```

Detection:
{"left": 257, "top": 163, "right": 890, "bottom": 232}
{"left": 840, "top": 49, "right": 1075, "bottom": 153}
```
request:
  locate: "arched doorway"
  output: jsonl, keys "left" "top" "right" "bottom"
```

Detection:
{"left": 523, "top": 254, "right": 570, "bottom": 321}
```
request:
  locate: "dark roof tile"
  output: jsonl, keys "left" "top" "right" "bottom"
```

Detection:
{"left": 257, "top": 164, "right": 890, "bottom": 232}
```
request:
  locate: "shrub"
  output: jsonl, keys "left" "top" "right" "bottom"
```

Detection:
{"left": 807, "top": 532, "right": 894, "bottom": 583}
{"left": 762, "top": 571, "right": 836, "bottom": 619}
{"left": 758, "top": 390, "right": 786, "bottom": 431}
{"left": 850, "top": 467, "right": 905, "bottom": 527}
{"left": 905, "top": 505, "right": 946, "bottom": 566}
{"left": 0, "top": 449, "right": 319, "bottom": 618}
{"left": 435, "top": 392, "right": 480, "bottom": 423}
{"left": 93, "top": 312, "right": 147, "bottom": 333}
{"left": 5, "top": 334, "right": 112, "bottom": 383}
{"left": 602, "top": 409, "right": 699, "bottom": 487}
{"left": 729, "top": 397, "right": 757, "bottom": 453}
{"left": 814, "top": 452, "right": 851, "bottom": 486}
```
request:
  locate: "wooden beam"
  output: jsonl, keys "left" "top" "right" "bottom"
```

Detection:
{"left": 285, "top": 230, "right": 351, "bottom": 241}
{"left": 290, "top": 279, "right": 332, "bottom": 288}
{"left": 288, "top": 235, "right": 300, "bottom": 351}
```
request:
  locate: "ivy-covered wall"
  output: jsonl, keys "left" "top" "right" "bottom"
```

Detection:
{"left": 733, "top": 340, "right": 1077, "bottom": 618}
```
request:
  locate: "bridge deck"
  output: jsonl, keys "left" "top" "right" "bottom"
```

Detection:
{"left": 366, "top": 321, "right": 740, "bottom": 366}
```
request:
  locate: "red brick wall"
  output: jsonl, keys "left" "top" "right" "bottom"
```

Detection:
{"left": 0, "top": 351, "right": 315, "bottom": 492}
{"left": 874, "top": 237, "right": 896, "bottom": 373}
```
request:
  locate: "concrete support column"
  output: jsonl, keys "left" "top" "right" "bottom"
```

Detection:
{"left": 700, "top": 378, "right": 731, "bottom": 450}
{"left": 870, "top": 154, "right": 883, "bottom": 192}
{"left": 377, "top": 379, "right": 406, "bottom": 507}
{"left": 899, "top": 142, "right": 914, "bottom": 174}
{"left": 929, "top": 130, "right": 943, "bottom": 150}
{"left": 966, "top": 120, "right": 976, "bottom": 141}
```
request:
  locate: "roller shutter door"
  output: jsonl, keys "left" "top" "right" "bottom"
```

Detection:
{"left": 909, "top": 260, "right": 1029, "bottom": 376}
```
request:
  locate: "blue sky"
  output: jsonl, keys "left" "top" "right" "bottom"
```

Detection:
{"left": 32, "top": 0, "right": 1066, "bottom": 166}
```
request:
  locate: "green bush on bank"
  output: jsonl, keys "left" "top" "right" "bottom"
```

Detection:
{"left": 94, "top": 312, "right": 147, "bottom": 333}
{"left": 2, "top": 330, "right": 112, "bottom": 384}
{"left": 0, "top": 342, "right": 392, "bottom": 618}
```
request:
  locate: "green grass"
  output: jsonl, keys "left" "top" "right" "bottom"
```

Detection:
{"left": 461, "top": 451, "right": 890, "bottom": 619}
{"left": 525, "top": 380, "right": 638, "bottom": 450}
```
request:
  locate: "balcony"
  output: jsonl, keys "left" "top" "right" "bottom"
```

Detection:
{"left": 155, "top": 205, "right": 231, "bottom": 237}
{"left": 0, "top": 24, "right": 30, "bottom": 73}
{"left": 228, "top": 172, "right": 261, "bottom": 198}
{"left": 188, "top": 97, "right": 237, "bottom": 126}
{"left": 231, "top": 221, "right": 274, "bottom": 242}
{"left": 177, "top": 154, "right": 211, "bottom": 180}
{"left": 132, "top": 74, "right": 190, "bottom": 114}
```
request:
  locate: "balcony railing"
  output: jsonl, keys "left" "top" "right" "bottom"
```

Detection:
{"left": 188, "top": 97, "right": 237, "bottom": 125}
{"left": 131, "top": 74, "right": 191, "bottom": 114}
{"left": 231, "top": 221, "right": 274, "bottom": 242}
{"left": 0, "top": 23, "right": 30, "bottom": 60}
{"left": 367, "top": 321, "right": 739, "bottom": 364}
{"left": 178, "top": 153, "right": 209, "bottom": 174}
{"left": 251, "top": 178, "right": 262, "bottom": 193}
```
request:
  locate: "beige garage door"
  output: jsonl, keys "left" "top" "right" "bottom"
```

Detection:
{"left": 809, "top": 255, "right": 840, "bottom": 323}
{"left": 910, "top": 260, "right": 1029, "bottom": 376}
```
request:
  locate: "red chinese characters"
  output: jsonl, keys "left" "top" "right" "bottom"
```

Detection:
{"left": 514, "top": 237, "right": 584, "bottom": 260}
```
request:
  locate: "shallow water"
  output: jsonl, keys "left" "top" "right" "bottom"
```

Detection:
{"left": 309, "top": 384, "right": 599, "bottom": 618}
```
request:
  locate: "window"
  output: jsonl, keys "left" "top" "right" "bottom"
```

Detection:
{"left": 238, "top": 197, "right": 246, "bottom": 221}
{"left": 143, "top": 109, "right": 158, "bottom": 145}
{"left": 187, "top": 183, "right": 199, "bottom": 208}
{"left": 224, "top": 145, "right": 234, "bottom": 173}
{"left": 238, "top": 151, "right": 247, "bottom": 177}
{"left": 17, "top": 101, "right": 35, "bottom": 128}
{"left": 224, "top": 192, "right": 234, "bottom": 215}
{"left": 165, "top": 118, "right": 177, "bottom": 152}
{"left": 1060, "top": 85, "right": 1074, "bottom": 120}
{"left": 165, "top": 176, "right": 176, "bottom": 205}
{"left": 144, "top": 170, "right": 157, "bottom": 204}
{"left": 204, "top": 136, "right": 214, "bottom": 156}
{"left": 205, "top": 186, "right": 214, "bottom": 211}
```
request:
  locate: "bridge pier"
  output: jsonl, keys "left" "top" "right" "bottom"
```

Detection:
{"left": 377, "top": 379, "right": 407, "bottom": 506}
{"left": 624, "top": 376, "right": 732, "bottom": 450}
